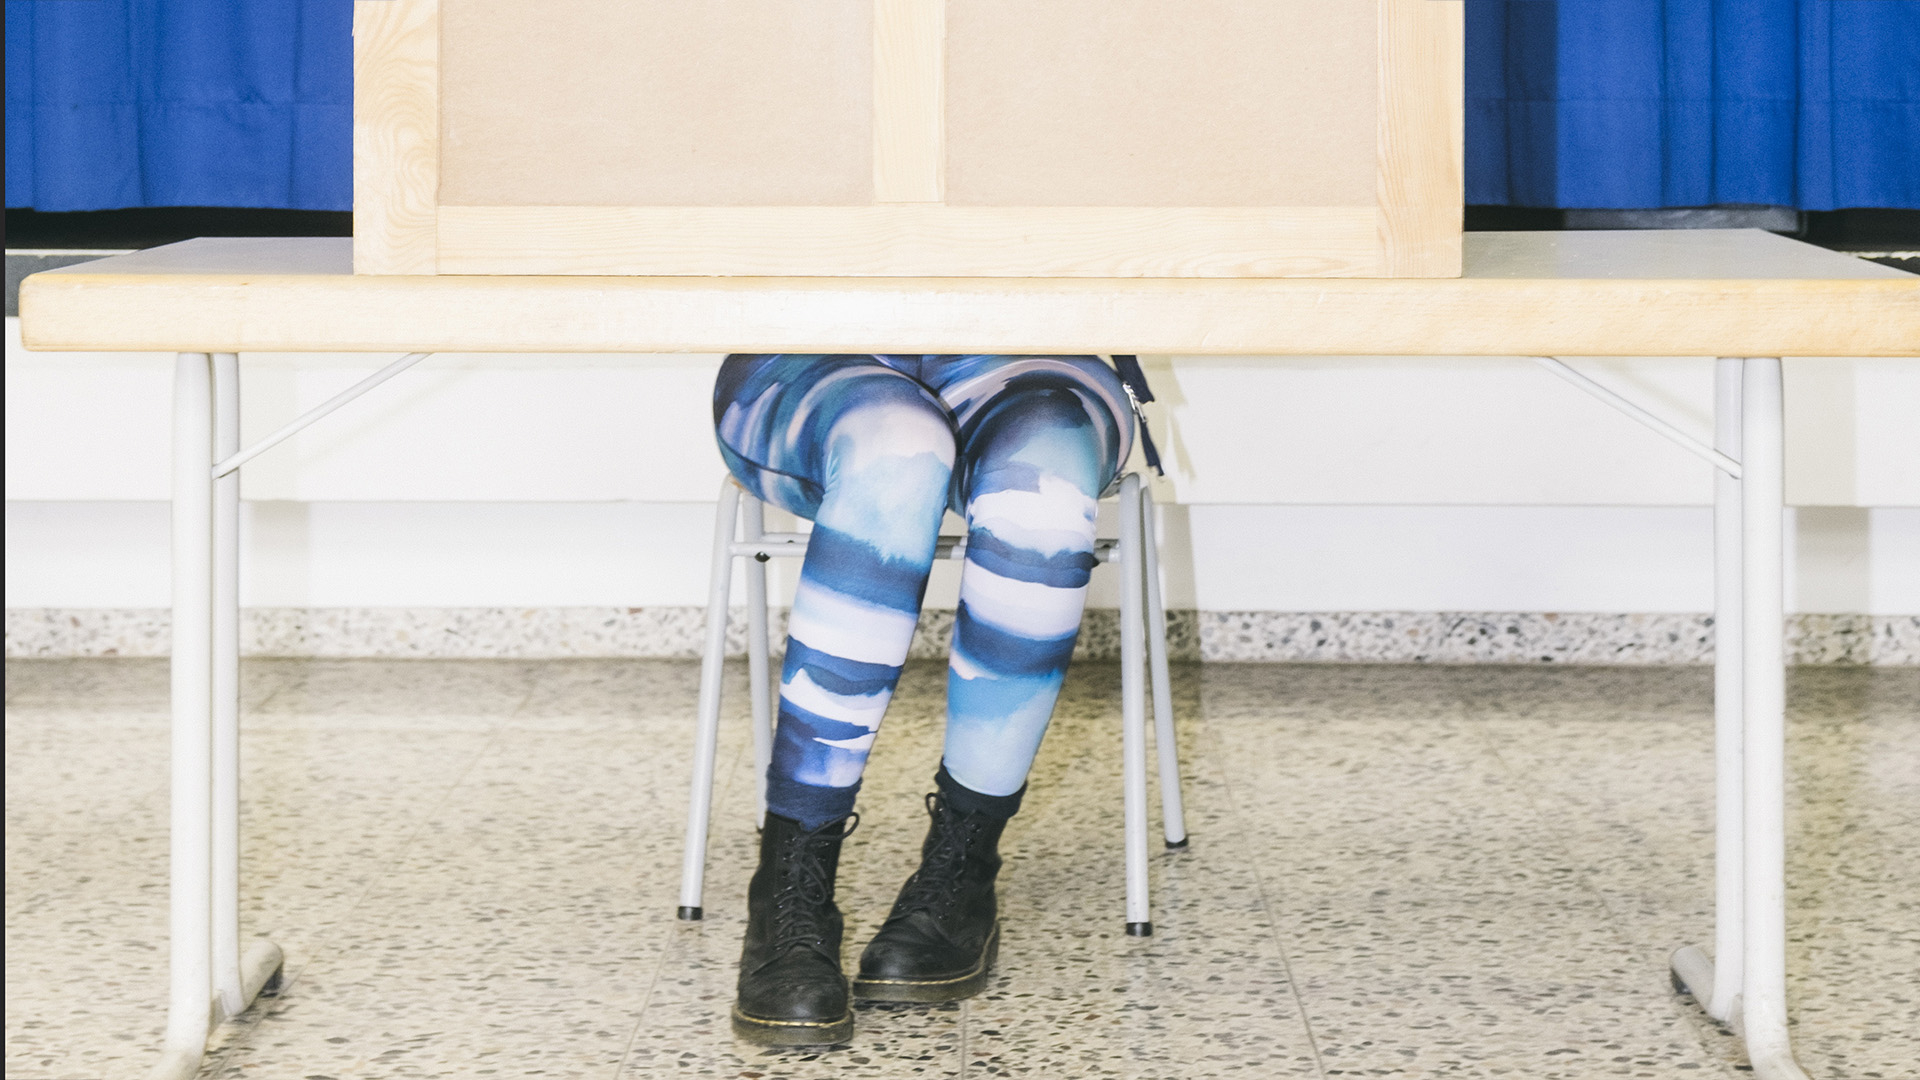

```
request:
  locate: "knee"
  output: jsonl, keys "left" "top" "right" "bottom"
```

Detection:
{"left": 963, "top": 389, "right": 1113, "bottom": 512}
{"left": 822, "top": 389, "right": 955, "bottom": 486}
{"left": 814, "top": 392, "right": 956, "bottom": 547}
{"left": 834, "top": 397, "right": 955, "bottom": 466}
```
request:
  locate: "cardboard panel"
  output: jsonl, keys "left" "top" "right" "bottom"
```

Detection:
{"left": 440, "top": 0, "right": 873, "bottom": 206}
{"left": 944, "top": 0, "right": 1377, "bottom": 207}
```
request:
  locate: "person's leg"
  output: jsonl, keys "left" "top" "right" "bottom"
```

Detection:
{"left": 944, "top": 368, "right": 1124, "bottom": 795}
{"left": 856, "top": 357, "right": 1129, "bottom": 1001}
{"left": 717, "top": 353, "right": 957, "bottom": 826}
{"left": 714, "top": 354, "right": 956, "bottom": 1043}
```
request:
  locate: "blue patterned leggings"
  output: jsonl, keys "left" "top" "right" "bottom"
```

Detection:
{"left": 713, "top": 354, "right": 1134, "bottom": 828}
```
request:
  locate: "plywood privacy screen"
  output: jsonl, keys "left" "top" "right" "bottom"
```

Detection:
{"left": 355, "top": 0, "right": 1463, "bottom": 277}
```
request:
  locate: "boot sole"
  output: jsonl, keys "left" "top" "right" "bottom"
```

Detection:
{"left": 730, "top": 1005, "right": 854, "bottom": 1047}
{"left": 852, "top": 923, "right": 999, "bottom": 1003}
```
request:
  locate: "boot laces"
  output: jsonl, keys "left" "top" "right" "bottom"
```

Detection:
{"left": 895, "top": 793, "right": 981, "bottom": 918}
{"left": 771, "top": 814, "right": 856, "bottom": 954}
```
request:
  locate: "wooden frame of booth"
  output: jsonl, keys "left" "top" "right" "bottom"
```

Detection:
{"left": 352, "top": 0, "right": 1464, "bottom": 278}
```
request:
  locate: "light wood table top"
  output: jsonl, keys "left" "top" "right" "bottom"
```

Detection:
{"left": 18, "top": 229, "right": 1916, "bottom": 357}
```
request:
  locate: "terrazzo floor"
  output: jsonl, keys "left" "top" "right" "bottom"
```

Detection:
{"left": 5, "top": 658, "right": 1916, "bottom": 1080}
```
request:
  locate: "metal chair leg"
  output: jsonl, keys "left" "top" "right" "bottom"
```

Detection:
{"left": 1117, "top": 475, "right": 1153, "bottom": 936}
{"left": 742, "top": 495, "right": 774, "bottom": 828}
{"left": 1139, "top": 484, "right": 1188, "bottom": 849}
{"left": 678, "top": 481, "right": 741, "bottom": 921}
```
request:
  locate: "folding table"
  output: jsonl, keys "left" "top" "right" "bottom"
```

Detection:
{"left": 19, "top": 227, "right": 1917, "bottom": 1080}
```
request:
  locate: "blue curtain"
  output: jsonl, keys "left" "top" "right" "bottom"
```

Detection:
{"left": 7, "top": 0, "right": 1915, "bottom": 212}
{"left": 5, "top": 0, "right": 351, "bottom": 211}
{"left": 1470, "top": 0, "right": 1920, "bottom": 210}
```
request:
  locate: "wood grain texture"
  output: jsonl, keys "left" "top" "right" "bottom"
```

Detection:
{"left": 435, "top": 205, "right": 1381, "bottom": 277}
{"left": 1376, "top": 0, "right": 1464, "bottom": 277}
{"left": 873, "top": 0, "right": 944, "bottom": 203}
{"left": 353, "top": 0, "right": 439, "bottom": 274}
{"left": 23, "top": 236, "right": 1916, "bottom": 357}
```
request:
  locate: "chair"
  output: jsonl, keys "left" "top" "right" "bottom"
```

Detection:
{"left": 675, "top": 473, "right": 1188, "bottom": 936}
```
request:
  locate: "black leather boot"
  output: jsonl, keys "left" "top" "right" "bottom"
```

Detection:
{"left": 732, "top": 813, "right": 855, "bottom": 1045}
{"left": 853, "top": 792, "right": 1006, "bottom": 1002}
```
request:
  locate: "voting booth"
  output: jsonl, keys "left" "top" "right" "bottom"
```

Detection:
{"left": 353, "top": 0, "right": 1463, "bottom": 277}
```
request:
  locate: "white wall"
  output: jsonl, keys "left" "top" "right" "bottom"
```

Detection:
{"left": 10, "top": 499, "right": 1919, "bottom": 617}
{"left": 9, "top": 316, "right": 1919, "bottom": 614}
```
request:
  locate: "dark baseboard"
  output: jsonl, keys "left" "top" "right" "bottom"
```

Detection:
{"left": 6, "top": 206, "right": 351, "bottom": 251}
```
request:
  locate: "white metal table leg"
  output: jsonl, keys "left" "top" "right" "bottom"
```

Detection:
{"left": 209, "top": 354, "right": 286, "bottom": 1027}
{"left": 1670, "top": 358, "right": 1808, "bottom": 1077}
{"left": 1709, "top": 357, "right": 1747, "bottom": 1022}
{"left": 153, "top": 353, "right": 216, "bottom": 1080}
{"left": 210, "top": 353, "right": 247, "bottom": 1019}
{"left": 679, "top": 482, "right": 742, "bottom": 920}
{"left": 1139, "top": 485, "right": 1188, "bottom": 849}
{"left": 152, "top": 354, "right": 285, "bottom": 1080}
{"left": 742, "top": 496, "right": 775, "bottom": 827}
{"left": 1117, "top": 475, "right": 1153, "bottom": 936}
{"left": 1736, "top": 358, "right": 1811, "bottom": 1080}
{"left": 1671, "top": 358, "right": 1746, "bottom": 1020}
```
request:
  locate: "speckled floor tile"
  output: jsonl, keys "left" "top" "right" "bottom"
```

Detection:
{"left": 511, "top": 657, "right": 729, "bottom": 729}
{"left": 5, "top": 714, "right": 169, "bottom": 834}
{"left": 965, "top": 732, "right": 1323, "bottom": 1076}
{"left": 232, "top": 729, "right": 501, "bottom": 934}
{"left": 250, "top": 658, "right": 546, "bottom": 723}
{"left": 1197, "top": 664, "right": 1918, "bottom": 1079}
{"left": 4, "top": 826, "right": 173, "bottom": 1080}
{"left": 216, "top": 922, "right": 661, "bottom": 1079}
{"left": 6, "top": 656, "right": 173, "bottom": 709}
{"left": 1198, "top": 685, "right": 1722, "bottom": 1076}
{"left": 1206, "top": 717, "right": 1581, "bottom": 898}
{"left": 206, "top": 727, "right": 729, "bottom": 1079}
{"left": 5, "top": 656, "right": 288, "bottom": 713}
{"left": 1744, "top": 672, "right": 1920, "bottom": 1078}
{"left": 1282, "top": 888, "right": 1731, "bottom": 1079}
{"left": 1459, "top": 671, "right": 1920, "bottom": 1078}
{"left": 6, "top": 659, "right": 1915, "bottom": 1080}
{"left": 4, "top": 723, "right": 499, "bottom": 1080}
